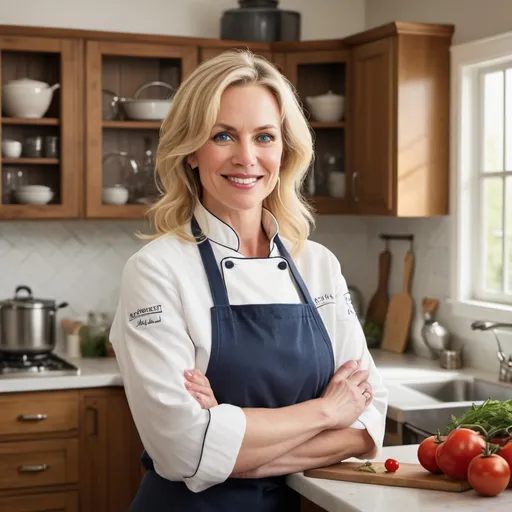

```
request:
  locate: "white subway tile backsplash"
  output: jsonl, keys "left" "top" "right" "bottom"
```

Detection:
{"left": 0, "top": 215, "right": 505, "bottom": 374}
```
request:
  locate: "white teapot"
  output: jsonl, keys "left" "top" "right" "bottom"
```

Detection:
{"left": 2, "top": 78, "right": 60, "bottom": 119}
{"left": 305, "top": 90, "right": 345, "bottom": 123}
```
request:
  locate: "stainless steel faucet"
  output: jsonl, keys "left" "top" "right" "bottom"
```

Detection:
{"left": 471, "top": 321, "right": 512, "bottom": 382}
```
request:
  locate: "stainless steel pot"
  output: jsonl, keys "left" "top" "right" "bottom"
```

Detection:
{"left": 0, "top": 286, "right": 68, "bottom": 355}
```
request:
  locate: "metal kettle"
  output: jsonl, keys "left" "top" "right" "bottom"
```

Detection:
{"left": 0, "top": 285, "right": 68, "bottom": 355}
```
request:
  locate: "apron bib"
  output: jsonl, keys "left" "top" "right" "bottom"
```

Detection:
{"left": 130, "top": 216, "right": 334, "bottom": 511}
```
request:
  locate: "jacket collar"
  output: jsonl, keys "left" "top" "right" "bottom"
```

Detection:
{"left": 193, "top": 201, "right": 279, "bottom": 255}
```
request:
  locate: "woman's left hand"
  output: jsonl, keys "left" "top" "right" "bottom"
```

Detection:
{"left": 184, "top": 369, "right": 218, "bottom": 409}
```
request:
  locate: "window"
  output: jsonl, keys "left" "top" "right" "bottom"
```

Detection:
{"left": 451, "top": 31, "right": 512, "bottom": 321}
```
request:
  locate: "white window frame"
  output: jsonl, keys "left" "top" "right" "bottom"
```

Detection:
{"left": 451, "top": 30, "right": 512, "bottom": 323}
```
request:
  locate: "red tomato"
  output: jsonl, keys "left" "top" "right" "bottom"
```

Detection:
{"left": 435, "top": 428, "right": 485, "bottom": 480}
{"left": 418, "top": 433, "right": 445, "bottom": 474}
{"left": 385, "top": 458, "right": 399, "bottom": 472}
{"left": 497, "top": 442, "right": 512, "bottom": 486}
{"left": 468, "top": 453, "right": 510, "bottom": 497}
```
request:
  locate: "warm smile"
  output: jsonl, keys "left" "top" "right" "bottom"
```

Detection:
{"left": 221, "top": 174, "right": 264, "bottom": 189}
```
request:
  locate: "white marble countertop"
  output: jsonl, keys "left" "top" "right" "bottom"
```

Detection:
{"left": 1, "top": 349, "right": 510, "bottom": 401}
{"left": 287, "top": 444, "right": 512, "bottom": 511}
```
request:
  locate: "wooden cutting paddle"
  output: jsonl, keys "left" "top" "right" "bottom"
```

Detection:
{"left": 381, "top": 249, "right": 415, "bottom": 353}
{"left": 365, "top": 248, "right": 391, "bottom": 326}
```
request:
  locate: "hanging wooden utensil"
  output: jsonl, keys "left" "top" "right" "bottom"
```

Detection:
{"left": 381, "top": 249, "right": 415, "bottom": 353}
{"left": 365, "top": 247, "right": 391, "bottom": 327}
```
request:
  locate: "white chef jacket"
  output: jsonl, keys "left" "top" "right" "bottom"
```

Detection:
{"left": 110, "top": 201, "right": 389, "bottom": 493}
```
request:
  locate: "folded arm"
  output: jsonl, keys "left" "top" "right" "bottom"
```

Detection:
{"left": 233, "top": 427, "right": 375, "bottom": 479}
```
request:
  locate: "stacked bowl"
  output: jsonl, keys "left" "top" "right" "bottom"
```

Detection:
{"left": 15, "top": 185, "right": 54, "bottom": 205}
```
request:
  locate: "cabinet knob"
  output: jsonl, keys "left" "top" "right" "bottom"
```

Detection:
{"left": 17, "top": 413, "right": 48, "bottom": 422}
{"left": 18, "top": 464, "right": 49, "bottom": 473}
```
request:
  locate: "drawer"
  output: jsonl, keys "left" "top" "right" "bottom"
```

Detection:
{"left": 0, "top": 490, "right": 78, "bottom": 512}
{"left": 0, "top": 390, "right": 78, "bottom": 437}
{"left": 0, "top": 438, "right": 78, "bottom": 491}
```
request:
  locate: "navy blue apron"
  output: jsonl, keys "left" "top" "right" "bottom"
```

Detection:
{"left": 129, "top": 216, "right": 334, "bottom": 511}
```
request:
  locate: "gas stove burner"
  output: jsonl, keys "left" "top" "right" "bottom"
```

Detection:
{"left": 0, "top": 352, "right": 80, "bottom": 378}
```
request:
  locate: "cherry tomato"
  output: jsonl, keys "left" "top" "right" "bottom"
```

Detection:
{"left": 385, "top": 458, "right": 399, "bottom": 472}
{"left": 435, "top": 428, "right": 485, "bottom": 480}
{"left": 468, "top": 453, "right": 510, "bottom": 497}
{"left": 417, "top": 432, "right": 445, "bottom": 474}
{"left": 497, "top": 441, "right": 512, "bottom": 486}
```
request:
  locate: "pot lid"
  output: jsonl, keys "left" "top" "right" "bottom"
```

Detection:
{"left": 0, "top": 286, "right": 56, "bottom": 309}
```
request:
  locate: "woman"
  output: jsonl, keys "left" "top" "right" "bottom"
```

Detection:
{"left": 109, "top": 50, "right": 388, "bottom": 511}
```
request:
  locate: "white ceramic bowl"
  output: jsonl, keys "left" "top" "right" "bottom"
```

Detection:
{"left": 2, "top": 139, "right": 22, "bottom": 158}
{"left": 16, "top": 189, "right": 54, "bottom": 204}
{"left": 102, "top": 185, "right": 129, "bottom": 205}
{"left": 18, "top": 185, "right": 51, "bottom": 194}
{"left": 122, "top": 99, "right": 171, "bottom": 121}
{"left": 2, "top": 79, "right": 60, "bottom": 119}
{"left": 306, "top": 92, "right": 345, "bottom": 123}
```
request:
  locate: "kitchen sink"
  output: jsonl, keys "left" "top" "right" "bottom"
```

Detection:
{"left": 402, "top": 378, "right": 512, "bottom": 403}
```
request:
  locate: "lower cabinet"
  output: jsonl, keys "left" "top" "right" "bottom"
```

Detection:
{"left": 0, "top": 491, "right": 79, "bottom": 512}
{"left": 0, "top": 387, "right": 143, "bottom": 512}
{"left": 79, "top": 388, "right": 144, "bottom": 512}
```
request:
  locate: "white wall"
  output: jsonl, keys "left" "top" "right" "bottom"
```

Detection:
{"left": 0, "top": 0, "right": 365, "bottom": 41}
{"left": 361, "top": 0, "right": 512, "bottom": 373}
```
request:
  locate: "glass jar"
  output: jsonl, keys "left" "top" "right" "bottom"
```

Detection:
{"left": 79, "top": 312, "right": 111, "bottom": 358}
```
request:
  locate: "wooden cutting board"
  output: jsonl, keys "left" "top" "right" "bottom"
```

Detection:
{"left": 365, "top": 248, "right": 391, "bottom": 326}
{"left": 304, "top": 461, "right": 471, "bottom": 492}
{"left": 381, "top": 249, "right": 414, "bottom": 353}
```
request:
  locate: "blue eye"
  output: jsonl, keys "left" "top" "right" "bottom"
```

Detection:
{"left": 213, "top": 132, "right": 232, "bottom": 142}
{"left": 257, "top": 134, "right": 274, "bottom": 143}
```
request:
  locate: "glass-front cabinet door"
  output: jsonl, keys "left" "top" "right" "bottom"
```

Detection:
{"left": 0, "top": 35, "right": 82, "bottom": 219}
{"left": 284, "top": 49, "right": 352, "bottom": 215}
{"left": 85, "top": 40, "right": 197, "bottom": 218}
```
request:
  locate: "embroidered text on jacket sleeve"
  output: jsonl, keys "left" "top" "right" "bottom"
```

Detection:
{"left": 110, "top": 249, "right": 247, "bottom": 492}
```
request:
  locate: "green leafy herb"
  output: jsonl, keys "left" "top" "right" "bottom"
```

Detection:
{"left": 444, "top": 399, "right": 512, "bottom": 440}
{"left": 356, "top": 461, "right": 377, "bottom": 473}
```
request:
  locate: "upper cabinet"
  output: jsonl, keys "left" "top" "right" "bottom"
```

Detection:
{"left": 345, "top": 22, "right": 454, "bottom": 216}
{"left": 0, "top": 22, "right": 454, "bottom": 220}
{"left": 276, "top": 43, "right": 350, "bottom": 214}
{"left": 0, "top": 35, "right": 82, "bottom": 219}
{"left": 84, "top": 40, "right": 197, "bottom": 218}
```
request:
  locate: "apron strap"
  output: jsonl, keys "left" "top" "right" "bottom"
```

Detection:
{"left": 191, "top": 216, "right": 230, "bottom": 307}
{"left": 273, "top": 236, "right": 315, "bottom": 308}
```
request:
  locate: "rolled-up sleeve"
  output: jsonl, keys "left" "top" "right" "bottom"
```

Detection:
{"left": 110, "top": 250, "right": 246, "bottom": 492}
{"left": 330, "top": 256, "right": 389, "bottom": 459}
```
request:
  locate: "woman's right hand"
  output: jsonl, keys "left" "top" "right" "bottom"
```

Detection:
{"left": 319, "top": 360, "right": 373, "bottom": 430}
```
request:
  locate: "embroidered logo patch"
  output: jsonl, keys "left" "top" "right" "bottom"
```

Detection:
{"left": 344, "top": 292, "right": 356, "bottom": 316}
{"left": 313, "top": 294, "right": 335, "bottom": 308}
{"left": 129, "top": 305, "right": 162, "bottom": 328}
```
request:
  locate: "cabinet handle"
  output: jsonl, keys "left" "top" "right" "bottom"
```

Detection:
{"left": 351, "top": 172, "right": 359, "bottom": 202}
{"left": 86, "top": 406, "right": 99, "bottom": 437}
{"left": 18, "top": 464, "right": 49, "bottom": 473}
{"left": 17, "top": 413, "right": 48, "bottom": 422}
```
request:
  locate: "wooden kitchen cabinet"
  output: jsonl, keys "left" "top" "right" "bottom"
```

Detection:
{"left": 84, "top": 39, "right": 197, "bottom": 219}
{"left": 79, "top": 387, "right": 144, "bottom": 512}
{"left": 278, "top": 44, "right": 351, "bottom": 215}
{"left": 0, "top": 491, "right": 79, "bottom": 512}
{"left": 345, "top": 22, "right": 454, "bottom": 216}
{"left": 0, "top": 21, "right": 454, "bottom": 220}
{"left": 0, "top": 34, "right": 83, "bottom": 219}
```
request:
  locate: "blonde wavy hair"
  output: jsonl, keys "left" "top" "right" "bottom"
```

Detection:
{"left": 143, "top": 49, "right": 315, "bottom": 253}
